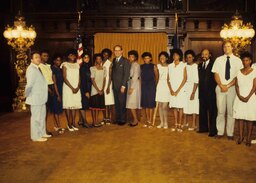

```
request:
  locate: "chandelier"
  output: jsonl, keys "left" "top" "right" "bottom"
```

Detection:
{"left": 220, "top": 11, "right": 255, "bottom": 55}
{"left": 3, "top": 13, "right": 36, "bottom": 112}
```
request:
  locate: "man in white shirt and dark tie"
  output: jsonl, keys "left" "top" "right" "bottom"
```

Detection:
{"left": 212, "top": 40, "right": 243, "bottom": 140}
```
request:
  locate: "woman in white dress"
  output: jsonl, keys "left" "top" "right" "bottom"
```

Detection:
{"left": 167, "top": 49, "right": 187, "bottom": 132}
{"left": 126, "top": 50, "right": 141, "bottom": 127}
{"left": 62, "top": 49, "right": 82, "bottom": 131}
{"left": 183, "top": 50, "right": 199, "bottom": 131}
{"left": 156, "top": 51, "right": 170, "bottom": 129}
{"left": 233, "top": 52, "right": 256, "bottom": 146}
{"left": 102, "top": 49, "right": 115, "bottom": 124}
{"left": 90, "top": 53, "right": 106, "bottom": 127}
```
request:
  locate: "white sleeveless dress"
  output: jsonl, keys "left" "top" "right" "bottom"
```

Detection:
{"left": 168, "top": 61, "right": 186, "bottom": 108}
{"left": 61, "top": 62, "right": 82, "bottom": 109}
{"left": 103, "top": 60, "right": 115, "bottom": 105}
{"left": 184, "top": 63, "right": 199, "bottom": 114}
{"left": 155, "top": 64, "right": 170, "bottom": 103}
{"left": 233, "top": 69, "right": 256, "bottom": 121}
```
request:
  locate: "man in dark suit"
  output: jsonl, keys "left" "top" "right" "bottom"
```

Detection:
{"left": 198, "top": 49, "right": 217, "bottom": 137}
{"left": 107, "top": 45, "right": 131, "bottom": 125}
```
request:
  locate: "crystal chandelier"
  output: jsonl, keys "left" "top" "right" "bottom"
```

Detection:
{"left": 3, "top": 13, "right": 36, "bottom": 112}
{"left": 220, "top": 11, "right": 255, "bottom": 55}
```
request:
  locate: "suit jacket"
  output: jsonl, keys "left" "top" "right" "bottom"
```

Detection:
{"left": 111, "top": 56, "right": 131, "bottom": 90}
{"left": 25, "top": 63, "right": 48, "bottom": 105}
{"left": 198, "top": 59, "right": 217, "bottom": 100}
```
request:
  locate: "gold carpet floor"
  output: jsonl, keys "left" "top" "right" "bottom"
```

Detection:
{"left": 0, "top": 111, "right": 255, "bottom": 183}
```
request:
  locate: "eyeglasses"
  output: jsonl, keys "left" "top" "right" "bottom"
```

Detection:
{"left": 114, "top": 50, "right": 122, "bottom": 52}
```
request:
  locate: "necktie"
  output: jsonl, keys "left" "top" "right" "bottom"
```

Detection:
{"left": 225, "top": 56, "right": 230, "bottom": 80}
{"left": 38, "top": 67, "right": 42, "bottom": 73}
{"left": 202, "top": 62, "right": 206, "bottom": 70}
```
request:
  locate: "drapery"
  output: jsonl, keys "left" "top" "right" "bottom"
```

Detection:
{"left": 94, "top": 33, "right": 168, "bottom": 64}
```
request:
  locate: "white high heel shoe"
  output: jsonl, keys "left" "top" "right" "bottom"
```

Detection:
{"left": 67, "top": 125, "right": 74, "bottom": 132}
{"left": 72, "top": 126, "right": 79, "bottom": 131}
{"left": 157, "top": 124, "right": 163, "bottom": 129}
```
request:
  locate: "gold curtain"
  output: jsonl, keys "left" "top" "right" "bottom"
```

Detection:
{"left": 94, "top": 33, "right": 168, "bottom": 64}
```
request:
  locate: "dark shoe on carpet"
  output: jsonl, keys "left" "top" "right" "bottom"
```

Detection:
{"left": 227, "top": 136, "right": 234, "bottom": 141}
{"left": 208, "top": 133, "right": 216, "bottom": 137}
{"left": 215, "top": 135, "right": 224, "bottom": 139}
{"left": 81, "top": 123, "right": 92, "bottom": 128}
{"left": 236, "top": 137, "right": 244, "bottom": 144}
{"left": 118, "top": 122, "right": 126, "bottom": 126}
{"left": 129, "top": 123, "right": 138, "bottom": 127}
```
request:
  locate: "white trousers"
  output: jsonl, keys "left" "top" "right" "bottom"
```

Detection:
{"left": 30, "top": 104, "right": 46, "bottom": 141}
{"left": 215, "top": 86, "right": 236, "bottom": 136}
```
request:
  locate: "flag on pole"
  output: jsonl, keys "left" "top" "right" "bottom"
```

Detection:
{"left": 76, "top": 11, "right": 83, "bottom": 65}
{"left": 172, "top": 13, "right": 179, "bottom": 49}
{"left": 77, "top": 34, "right": 83, "bottom": 65}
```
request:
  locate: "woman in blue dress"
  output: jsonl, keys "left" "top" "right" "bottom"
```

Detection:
{"left": 79, "top": 53, "right": 92, "bottom": 128}
{"left": 51, "top": 54, "right": 64, "bottom": 134}
{"left": 140, "top": 52, "right": 158, "bottom": 128}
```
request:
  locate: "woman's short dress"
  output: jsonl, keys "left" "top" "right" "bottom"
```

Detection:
{"left": 168, "top": 61, "right": 186, "bottom": 108}
{"left": 184, "top": 63, "right": 199, "bottom": 114}
{"left": 155, "top": 64, "right": 170, "bottom": 103}
{"left": 103, "top": 60, "right": 115, "bottom": 106}
{"left": 61, "top": 62, "right": 82, "bottom": 109}
{"left": 233, "top": 69, "right": 256, "bottom": 121}
{"left": 141, "top": 63, "right": 156, "bottom": 108}
{"left": 90, "top": 66, "right": 106, "bottom": 110}
{"left": 126, "top": 62, "right": 141, "bottom": 109}
{"left": 51, "top": 65, "right": 63, "bottom": 114}
{"left": 80, "top": 63, "right": 91, "bottom": 110}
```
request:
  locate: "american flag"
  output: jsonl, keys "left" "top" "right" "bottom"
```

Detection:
{"left": 77, "top": 34, "right": 83, "bottom": 65}
{"left": 172, "top": 13, "right": 179, "bottom": 49}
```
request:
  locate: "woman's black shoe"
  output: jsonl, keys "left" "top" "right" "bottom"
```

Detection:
{"left": 129, "top": 123, "right": 138, "bottom": 127}
{"left": 236, "top": 137, "right": 244, "bottom": 145}
{"left": 245, "top": 140, "right": 251, "bottom": 147}
{"left": 81, "top": 123, "right": 92, "bottom": 128}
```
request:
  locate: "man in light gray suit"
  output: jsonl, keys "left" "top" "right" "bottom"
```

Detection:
{"left": 25, "top": 51, "right": 51, "bottom": 142}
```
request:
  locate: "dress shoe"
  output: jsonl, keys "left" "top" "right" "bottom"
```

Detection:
{"left": 163, "top": 126, "right": 168, "bottom": 129}
{"left": 42, "top": 134, "right": 52, "bottom": 138}
{"left": 129, "top": 123, "right": 138, "bottom": 127}
{"left": 227, "top": 136, "right": 234, "bottom": 141}
{"left": 236, "top": 137, "right": 244, "bottom": 144}
{"left": 246, "top": 140, "right": 251, "bottom": 147}
{"left": 81, "top": 123, "right": 92, "bottom": 128}
{"left": 215, "top": 135, "right": 224, "bottom": 139}
{"left": 72, "top": 126, "right": 79, "bottom": 131}
{"left": 118, "top": 122, "right": 126, "bottom": 126}
{"left": 33, "top": 138, "right": 47, "bottom": 142}
{"left": 157, "top": 125, "right": 163, "bottom": 129}
{"left": 105, "top": 119, "right": 111, "bottom": 125}
{"left": 208, "top": 134, "right": 216, "bottom": 137}
{"left": 46, "top": 131, "right": 53, "bottom": 136}
{"left": 251, "top": 139, "right": 256, "bottom": 144}
{"left": 93, "top": 123, "right": 103, "bottom": 127}
{"left": 188, "top": 127, "right": 196, "bottom": 131}
{"left": 67, "top": 125, "right": 75, "bottom": 132}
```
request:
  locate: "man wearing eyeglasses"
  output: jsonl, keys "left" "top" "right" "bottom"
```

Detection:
{"left": 107, "top": 45, "right": 131, "bottom": 125}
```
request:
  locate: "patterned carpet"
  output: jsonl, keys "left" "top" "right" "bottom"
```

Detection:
{"left": 0, "top": 111, "right": 255, "bottom": 183}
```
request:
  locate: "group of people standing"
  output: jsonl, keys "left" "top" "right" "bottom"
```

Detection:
{"left": 25, "top": 41, "right": 256, "bottom": 146}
